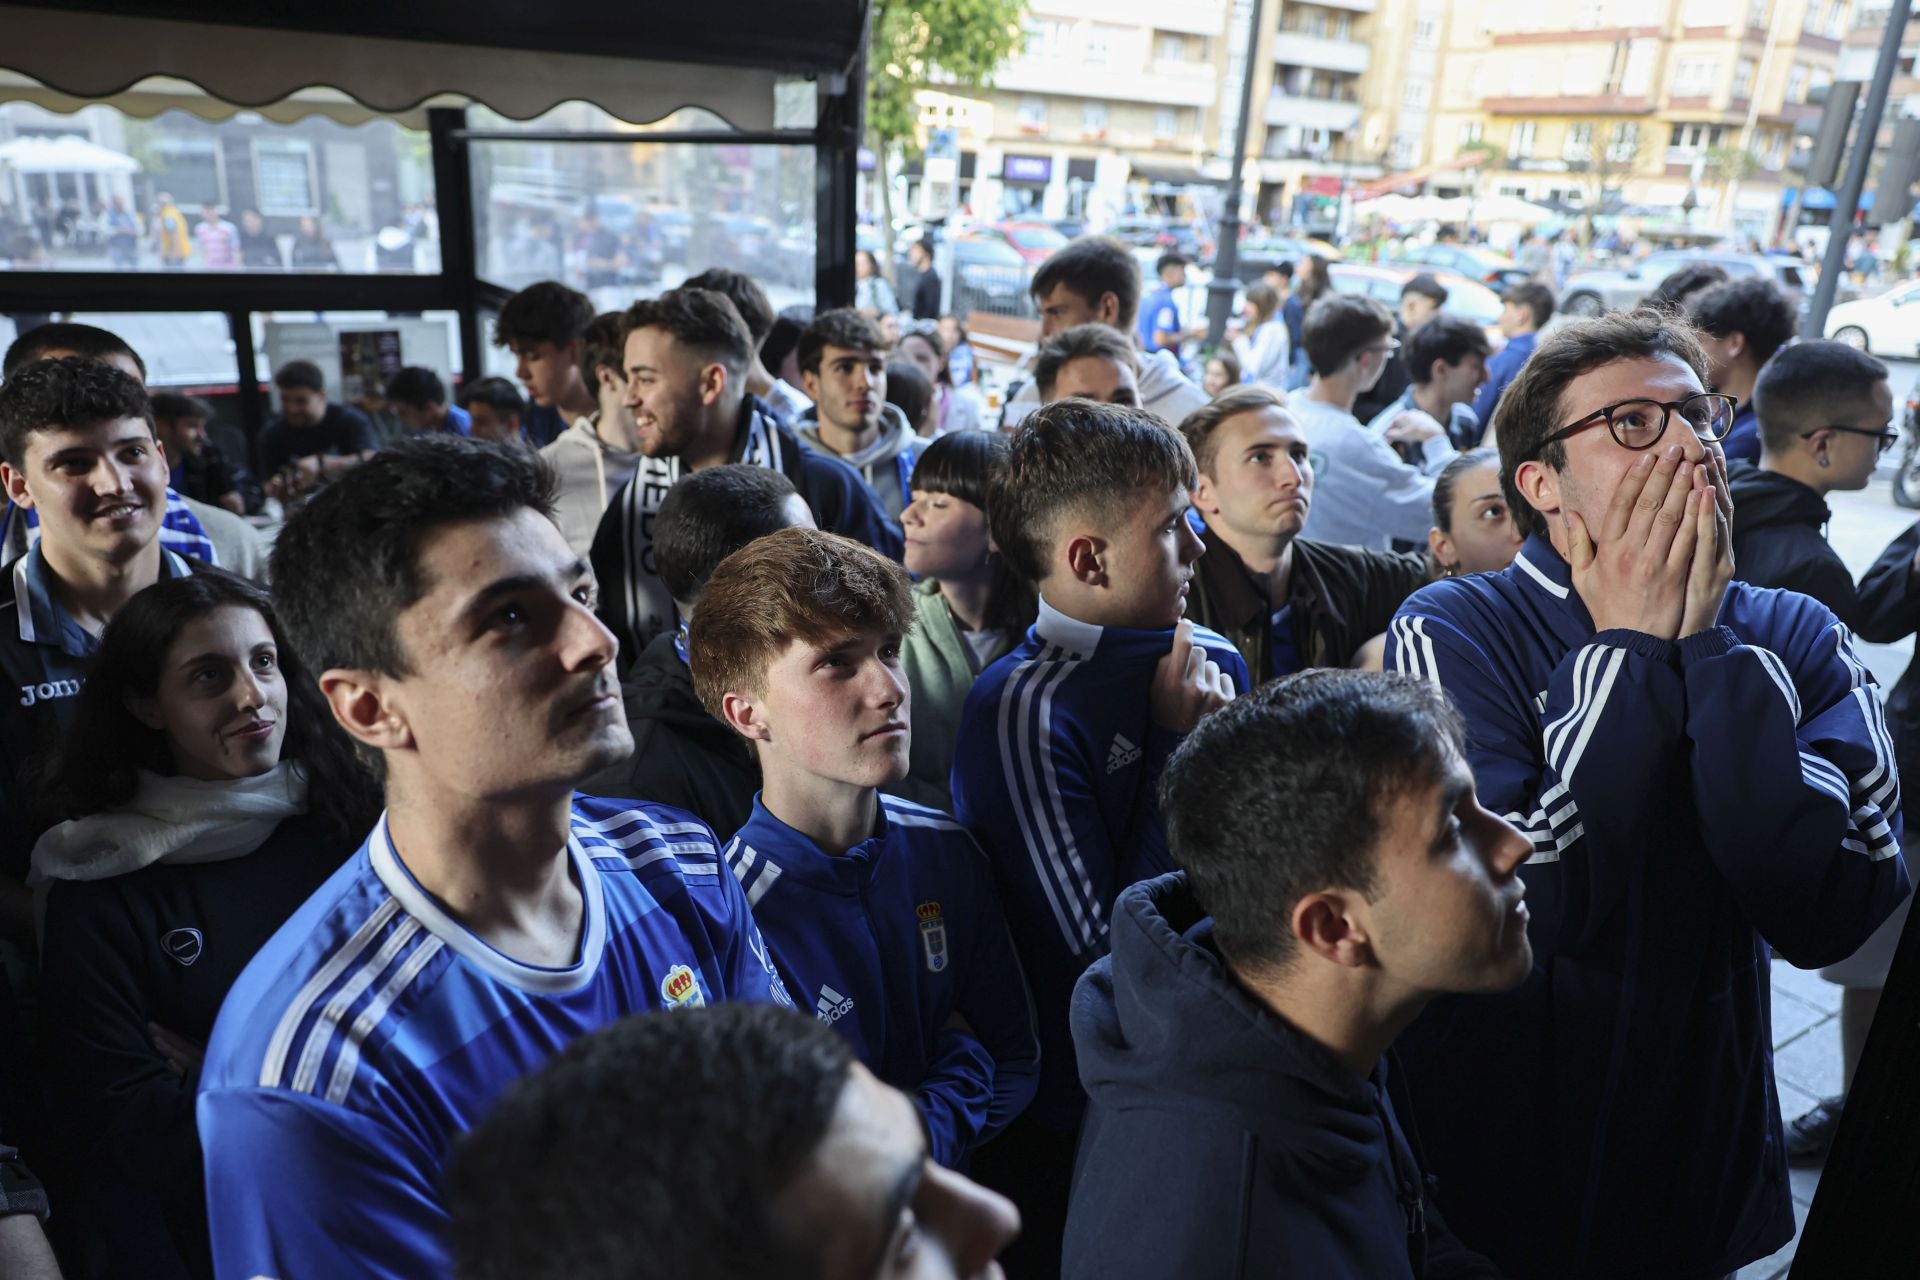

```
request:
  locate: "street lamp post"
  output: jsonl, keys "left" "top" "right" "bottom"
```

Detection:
{"left": 1207, "top": 0, "right": 1266, "bottom": 349}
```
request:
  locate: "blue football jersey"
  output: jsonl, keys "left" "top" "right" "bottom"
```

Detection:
{"left": 197, "top": 795, "right": 790, "bottom": 1279}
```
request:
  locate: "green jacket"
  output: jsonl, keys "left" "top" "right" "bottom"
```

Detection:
{"left": 894, "top": 579, "right": 1014, "bottom": 811}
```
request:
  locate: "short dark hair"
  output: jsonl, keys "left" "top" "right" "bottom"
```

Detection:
{"left": 1402, "top": 273, "right": 1449, "bottom": 306}
{"left": 1155, "top": 252, "right": 1191, "bottom": 275}
{"left": 446, "top": 1004, "right": 852, "bottom": 1280}
{"left": 797, "top": 308, "right": 888, "bottom": 377}
{"left": 1752, "top": 339, "right": 1890, "bottom": 452}
{"left": 1302, "top": 294, "right": 1394, "bottom": 378}
{"left": 150, "top": 392, "right": 214, "bottom": 424}
{"left": 992, "top": 399, "right": 1196, "bottom": 585}
{"left": 684, "top": 267, "right": 776, "bottom": 348}
{"left": 1502, "top": 281, "right": 1555, "bottom": 330}
{"left": 1178, "top": 385, "right": 1289, "bottom": 476}
{"left": 1266, "top": 261, "right": 1295, "bottom": 283}
{"left": 1030, "top": 235, "right": 1143, "bottom": 330}
{"left": 761, "top": 305, "right": 814, "bottom": 376}
{"left": 1033, "top": 323, "right": 1140, "bottom": 399}
{"left": 654, "top": 464, "right": 804, "bottom": 608}
{"left": 0, "top": 356, "right": 151, "bottom": 468}
{"left": 2, "top": 322, "right": 146, "bottom": 380}
{"left": 1161, "top": 670, "right": 1464, "bottom": 972}
{"left": 884, "top": 358, "right": 932, "bottom": 432}
{"left": 581, "top": 312, "right": 628, "bottom": 385}
{"left": 1688, "top": 276, "right": 1798, "bottom": 369}
{"left": 1431, "top": 446, "right": 1501, "bottom": 533}
{"left": 1407, "top": 313, "right": 1493, "bottom": 386}
{"left": 1492, "top": 309, "right": 1711, "bottom": 540}
{"left": 273, "top": 360, "right": 325, "bottom": 394}
{"left": 459, "top": 376, "right": 527, "bottom": 418}
{"left": 492, "top": 280, "right": 595, "bottom": 350}
{"left": 384, "top": 366, "right": 447, "bottom": 409}
{"left": 1645, "top": 262, "right": 1729, "bottom": 313}
{"left": 268, "top": 436, "right": 560, "bottom": 677}
{"left": 622, "top": 288, "right": 754, "bottom": 376}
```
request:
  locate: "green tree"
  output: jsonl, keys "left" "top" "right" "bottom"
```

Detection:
{"left": 866, "top": 0, "right": 1027, "bottom": 277}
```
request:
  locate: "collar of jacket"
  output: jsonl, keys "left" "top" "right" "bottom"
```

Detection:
{"left": 1510, "top": 533, "right": 1597, "bottom": 632}
{"left": 736, "top": 792, "right": 890, "bottom": 894}
{"left": 1031, "top": 594, "right": 1193, "bottom": 664}
{"left": 1196, "top": 529, "right": 1348, "bottom": 646}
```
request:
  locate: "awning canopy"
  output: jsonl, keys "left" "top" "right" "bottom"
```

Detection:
{"left": 1128, "top": 162, "right": 1222, "bottom": 188}
{"left": 0, "top": 134, "right": 141, "bottom": 174}
{"left": 0, "top": 1, "right": 868, "bottom": 130}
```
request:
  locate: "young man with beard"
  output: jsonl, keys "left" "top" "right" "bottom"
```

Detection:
{"left": 1180, "top": 387, "right": 1428, "bottom": 682}
{"left": 151, "top": 392, "right": 261, "bottom": 516}
{"left": 0, "top": 359, "right": 198, "bottom": 942}
{"left": 198, "top": 437, "right": 793, "bottom": 1279}
{"left": 590, "top": 288, "right": 899, "bottom": 661}
{"left": 539, "top": 312, "right": 644, "bottom": 556}
{"left": 691, "top": 528, "right": 1039, "bottom": 1167}
{"left": 950, "top": 400, "right": 1246, "bottom": 1276}
{"left": 1065, "top": 671, "right": 1525, "bottom": 1278}
{"left": 797, "top": 309, "right": 921, "bottom": 522}
{"left": 1385, "top": 310, "right": 1910, "bottom": 1279}
{"left": 683, "top": 267, "right": 814, "bottom": 427}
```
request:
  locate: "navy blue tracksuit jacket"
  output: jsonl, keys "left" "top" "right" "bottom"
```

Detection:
{"left": 1386, "top": 534, "right": 1909, "bottom": 1279}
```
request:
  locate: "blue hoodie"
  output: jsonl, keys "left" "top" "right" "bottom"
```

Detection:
{"left": 1066, "top": 874, "right": 1501, "bottom": 1280}
{"left": 726, "top": 793, "right": 1040, "bottom": 1167}
{"left": 1385, "top": 534, "right": 1909, "bottom": 1279}
{"left": 951, "top": 598, "right": 1250, "bottom": 1129}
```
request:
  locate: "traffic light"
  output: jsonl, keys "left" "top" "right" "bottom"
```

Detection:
{"left": 1806, "top": 80, "right": 1862, "bottom": 191}
{"left": 1866, "top": 118, "right": 1920, "bottom": 228}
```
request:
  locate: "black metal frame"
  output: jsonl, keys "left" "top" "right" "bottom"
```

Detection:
{"left": 0, "top": 38, "right": 866, "bottom": 386}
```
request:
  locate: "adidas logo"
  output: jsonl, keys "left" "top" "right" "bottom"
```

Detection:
{"left": 815, "top": 984, "right": 856, "bottom": 1025}
{"left": 1107, "top": 733, "right": 1142, "bottom": 774}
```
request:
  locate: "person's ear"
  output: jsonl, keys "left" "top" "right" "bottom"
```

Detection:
{"left": 1292, "top": 890, "right": 1375, "bottom": 969}
{"left": 564, "top": 338, "right": 584, "bottom": 372}
{"left": 124, "top": 690, "right": 165, "bottom": 732}
{"left": 1192, "top": 472, "right": 1221, "bottom": 519}
{"left": 1725, "top": 330, "right": 1747, "bottom": 363}
{"left": 1804, "top": 426, "right": 1833, "bottom": 466}
{"left": 699, "top": 362, "right": 729, "bottom": 407}
{"left": 801, "top": 367, "right": 821, "bottom": 401}
{"left": 1, "top": 462, "right": 31, "bottom": 510}
{"left": 1512, "top": 458, "right": 1559, "bottom": 528}
{"left": 720, "top": 689, "right": 773, "bottom": 743}
{"left": 1063, "top": 532, "right": 1108, "bottom": 588}
{"left": 1097, "top": 292, "right": 1121, "bottom": 327}
{"left": 1428, "top": 526, "right": 1455, "bottom": 573}
{"left": 319, "top": 670, "right": 414, "bottom": 754}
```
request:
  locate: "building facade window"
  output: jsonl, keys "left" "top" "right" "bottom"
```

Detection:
{"left": 1461, "top": 119, "right": 1485, "bottom": 148}
{"left": 252, "top": 139, "right": 318, "bottom": 216}
{"left": 1510, "top": 120, "right": 1537, "bottom": 158}
{"left": 1018, "top": 96, "right": 1048, "bottom": 131}
{"left": 1608, "top": 121, "right": 1641, "bottom": 162}
{"left": 1563, "top": 121, "right": 1594, "bottom": 161}
{"left": 1787, "top": 62, "right": 1808, "bottom": 102}
{"left": 1403, "top": 79, "right": 1431, "bottom": 108}
{"left": 1674, "top": 57, "right": 1719, "bottom": 97}
{"left": 1154, "top": 108, "right": 1178, "bottom": 139}
{"left": 1732, "top": 58, "right": 1755, "bottom": 99}
{"left": 1081, "top": 102, "right": 1108, "bottom": 135}
{"left": 1155, "top": 32, "right": 1186, "bottom": 61}
{"left": 1413, "top": 16, "right": 1439, "bottom": 46}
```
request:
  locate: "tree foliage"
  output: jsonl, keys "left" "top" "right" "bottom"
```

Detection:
{"left": 868, "top": 0, "right": 1028, "bottom": 148}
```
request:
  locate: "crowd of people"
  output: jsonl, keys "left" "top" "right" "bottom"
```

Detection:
{"left": 0, "top": 222, "right": 1911, "bottom": 1280}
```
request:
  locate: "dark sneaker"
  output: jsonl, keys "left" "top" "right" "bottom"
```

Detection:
{"left": 1786, "top": 1096, "right": 1845, "bottom": 1166}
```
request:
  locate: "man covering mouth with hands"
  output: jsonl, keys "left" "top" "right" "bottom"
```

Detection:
{"left": 1384, "top": 309, "right": 1909, "bottom": 1280}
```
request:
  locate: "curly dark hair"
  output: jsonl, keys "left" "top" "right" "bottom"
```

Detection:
{"left": 796, "top": 308, "right": 888, "bottom": 377}
{"left": 0, "top": 355, "right": 152, "bottom": 468}
{"left": 36, "top": 570, "right": 380, "bottom": 839}
{"left": 1688, "top": 276, "right": 1799, "bottom": 369}
{"left": 268, "top": 435, "right": 560, "bottom": 677}
{"left": 492, "top": 280, "right": 596, "bottom": 350}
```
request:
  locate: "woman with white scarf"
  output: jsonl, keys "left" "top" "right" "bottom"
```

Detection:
{"left": 30, "top": 571, "right": 378, "bottom": 1280}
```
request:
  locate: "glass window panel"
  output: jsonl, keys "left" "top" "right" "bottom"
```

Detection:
{"left": 470, "top": 138, "right": 816, "bottom": 315}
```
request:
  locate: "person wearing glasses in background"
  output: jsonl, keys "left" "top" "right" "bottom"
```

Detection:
{"left": 1384, "top": 311, "right": 1909, "bottom": 1280}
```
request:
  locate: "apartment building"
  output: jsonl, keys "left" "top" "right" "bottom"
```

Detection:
{"left": 1425, "top": 0, "right": 1849, "bottom": 241}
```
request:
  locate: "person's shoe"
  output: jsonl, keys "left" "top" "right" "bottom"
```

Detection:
{"left": 1786, "top": 1095, "right": 1845, "bottom": 1166}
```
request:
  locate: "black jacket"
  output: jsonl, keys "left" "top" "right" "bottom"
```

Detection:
{"left": 577, "top": 631, "right": 759, "bottom": 839}
{"left": 1727, "top": 462, "right": 1860, "bottom": 627}
{"left": 1065, "top": 874, "right": 1501, "bottom": 1279}
{"left": 36, "top": 812, "right": 353, "bottom": 1280}
{"left": 1185, "top": 529, "right": 1429, "bottom": 681}
{"left": 912, "top": 268, "right": 942, "bottom": 320}
{"left": 1353, "top": 316, "right": 1414, "bottom": 425}
{"left": 1856, "top": 519, "right": 1920, "bottom": 788}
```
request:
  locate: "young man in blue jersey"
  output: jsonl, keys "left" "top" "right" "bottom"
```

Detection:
{"left": 197, "top": 436, "right": 792, "bottom": 1280}
{"left": 1066, "top": 671, "right": 1525, "bottom": 1278}
{"left": 950, "top": 399, "right": 1247, "bottom": 1277}
{"left": 689, "top": 526, "right": 1039, "bottom": 1168}
{"left": 1385, "top": 309, "right": 1911, "bottom": 1279}
{"left": 446, "top": 1004, "right": 1021, "bottom": 1280}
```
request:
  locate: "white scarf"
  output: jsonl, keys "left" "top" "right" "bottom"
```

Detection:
{"left": 30, "top": 762, "right": 310, "bottom": 886}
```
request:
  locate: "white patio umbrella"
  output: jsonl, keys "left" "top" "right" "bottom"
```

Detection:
{"left": 0, "top": 135, "right": 140, "bottom": 175}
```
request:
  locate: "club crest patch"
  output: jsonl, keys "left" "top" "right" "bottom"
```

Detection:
{"left": 917, "top": 901, "right": 949, "bottom": 973}
{"left": 660, "top": 963, "right": 706, "bottom": 1009}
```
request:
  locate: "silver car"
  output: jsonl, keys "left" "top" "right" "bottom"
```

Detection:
{"left": 1559, "top": 252, "right": 1810, "bottom": 317}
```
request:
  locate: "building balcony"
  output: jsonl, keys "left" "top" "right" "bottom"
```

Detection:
{"left": 1046, "top": 0, "right": 1227, "bottom": 36}
{"left": 1265, "top": 93, "right": 1363, "bottom": 132}
{"left": 1480, "top": 94, "right": 1654, "bottom": 115}
{"left": 1310, "top": 0, "right": 1376, "bottom": 10}
{"left": 994, "top": 57, "right": 1217, "bottom": 108}
{"left": 1270, "top": 31, "right": 1370, "bottom": 76}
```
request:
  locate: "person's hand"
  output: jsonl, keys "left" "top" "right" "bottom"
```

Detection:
{"left": 1681, "top": 463, "right": 1733, "bottom": 637}
{"left": 1384, "top": 410, "right": 1445, "bottom": 446}
{"left": 1151, "top": 619, "right": 1235, "bottom": 735}
{"left": 1565, "top": 444, "right": 1700, "bottom": 641}
{"left": 149, "top": 1022, "right": 206, "bottom": 1082}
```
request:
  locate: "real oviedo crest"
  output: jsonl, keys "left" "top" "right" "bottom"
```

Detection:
{"left": 660, "top": 963, "right": 706, "bottom": 1010}
{"left": 917, "top": 901, "right": 949, "bottom": 974}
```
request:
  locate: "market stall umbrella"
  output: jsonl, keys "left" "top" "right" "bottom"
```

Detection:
{"left": 1458, "top": 193, "right": 1556, "bottom": 224}
{"left": 1353, "top": 193, "right": 1426, "bottom": 220}
{"left": 0, "top": 134, "right": 139, "bottom": 174}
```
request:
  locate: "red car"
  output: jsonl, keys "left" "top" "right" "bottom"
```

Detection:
{"left": 977, "top": 221, "right": 1070, "bottom": 266}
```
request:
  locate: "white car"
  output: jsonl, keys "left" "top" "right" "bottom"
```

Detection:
{"left": 1825, "top": 279, "right": 1920, "bottom": 358}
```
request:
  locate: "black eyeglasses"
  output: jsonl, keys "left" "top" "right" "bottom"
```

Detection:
{"left": 1804, "top": 425, "right": 1901, "bottom": 455}
{"left": 1526, "top": 393, "right": 1737, "bottom": 459}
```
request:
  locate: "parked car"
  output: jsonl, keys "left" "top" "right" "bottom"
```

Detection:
{"left": 950, "top": 234, "right": 1035, "bottom": 317}
{"left": 1824, "top": 278, "right": 1920, "bottom": 358}
{"left": 1558, "top": 251, "right": 1809, "bottom": 317}
{"left": 1229, "top": 235, "right": 1325, "bottom": 283}
{"left": 1389, "top": 243, "right": 1533, "bottom": 291}
{"left": 1328, "top": 263, "right": 1506, "bottom": 330}
{"left": 972, "top": 220, "right": 1069, "bottom": 266}
{"left": 1107, "top": 215, "right": 1214, "bottom": 263}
